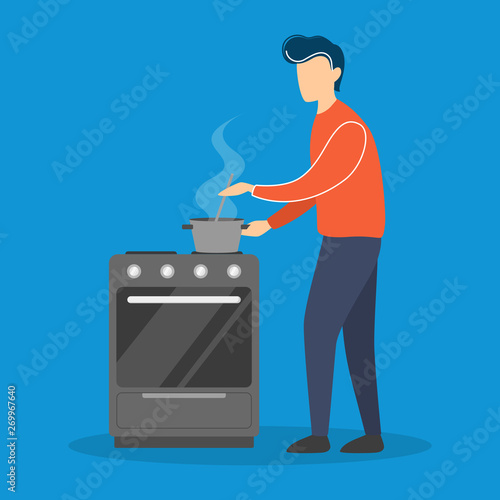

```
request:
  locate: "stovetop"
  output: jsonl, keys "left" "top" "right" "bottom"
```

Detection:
{"left": 112, "top": 251, "right": 257, "bottom": 285}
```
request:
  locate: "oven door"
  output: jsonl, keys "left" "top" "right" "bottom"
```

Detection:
{"left": 116, "top": 286, "right": 253, "bottom": 388}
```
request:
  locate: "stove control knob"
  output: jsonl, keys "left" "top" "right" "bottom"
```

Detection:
{"left": 227, "top": 264, "right": 241, "bottom": 279}
{"left": 127, "top": 264, "right": 141, "bottom": 279}
{"left": 194, "top": 264, "right": 208, "bottom": 279}
{"left": 160, "top": 264, "right": 175, "bottom": 279}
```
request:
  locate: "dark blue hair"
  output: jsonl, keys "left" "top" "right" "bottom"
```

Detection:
{"left": 282, "top": 35, "right": 345, "bottom": 91}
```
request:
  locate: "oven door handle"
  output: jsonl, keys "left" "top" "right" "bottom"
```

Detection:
{"left": 127, "top": 296, "right": 241, "bottom": 304}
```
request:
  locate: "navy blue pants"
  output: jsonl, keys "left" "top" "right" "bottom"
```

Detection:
{"left": 304, "top": 236, "right": 382, "bottom": 436}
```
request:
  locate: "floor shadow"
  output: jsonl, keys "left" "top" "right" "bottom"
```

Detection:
{"left": 69, "top": 426, "right": 431, "bottom": 465}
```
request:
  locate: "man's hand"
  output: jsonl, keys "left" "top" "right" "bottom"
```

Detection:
{"left": 218, "top": 182, "right": 254, "bottom": 197}
{"left": 242, "top": 220, "right": 271, "bottom": 237}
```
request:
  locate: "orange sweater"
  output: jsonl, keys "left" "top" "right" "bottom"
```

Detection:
{"left": 252, "top": 100, "right": 385, "bottom": 238}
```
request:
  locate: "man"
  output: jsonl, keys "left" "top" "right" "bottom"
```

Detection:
{"left": 219, "top": 35, "right": 385, "bottom": 454}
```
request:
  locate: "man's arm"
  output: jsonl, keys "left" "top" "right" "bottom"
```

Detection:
{"left": 252, "top": 121, "right": 366, "bottom": 202}
{"left": 267, "top": 198, "right": 316, "bottom": 229}
{"left": 242, "top": 199, "right": 315, "bottom": 236}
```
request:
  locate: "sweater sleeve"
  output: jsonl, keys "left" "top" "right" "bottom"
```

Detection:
{"left": 267, "top": 198, "right": 316, "bottom": 229}
{"left": 252, "top": 121, "right": 366, "bottom": 203}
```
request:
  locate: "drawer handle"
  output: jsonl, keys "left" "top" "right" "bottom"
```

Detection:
{"left": 142, "top": 393, "right": 227, "bottom": 399}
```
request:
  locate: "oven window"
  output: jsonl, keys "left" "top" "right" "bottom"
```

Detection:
{"left": 116, "top": 287, "right": 253, "bottom": 388}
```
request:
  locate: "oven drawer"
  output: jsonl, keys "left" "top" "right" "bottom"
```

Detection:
{"left": 116, "top": 392, "right": 251, "bottom": 429}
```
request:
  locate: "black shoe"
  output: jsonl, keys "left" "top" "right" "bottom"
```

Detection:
{"left": 287, "top": 435, "right": 330, "bottom": 454}
{"left": 340, "top": 434, "right": 384, "bottom": 453}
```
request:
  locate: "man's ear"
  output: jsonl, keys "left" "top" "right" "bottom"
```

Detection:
{"left": 332, "top": 67, "right": 342, "bottom": 83}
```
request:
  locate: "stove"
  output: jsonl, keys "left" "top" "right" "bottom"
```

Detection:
{"left": 109, "top": 251, "right": 259, "bottom": 448}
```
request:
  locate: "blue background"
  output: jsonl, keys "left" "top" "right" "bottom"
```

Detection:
{"left": 2, "top": 0, "right": 499, "bottom": 498}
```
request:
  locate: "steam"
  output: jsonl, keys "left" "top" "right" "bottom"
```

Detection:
{"left": 195, "top": 117, "right": 245, "bottom": 219}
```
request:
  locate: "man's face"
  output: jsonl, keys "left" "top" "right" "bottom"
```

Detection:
{"left": 296, "top": 56, "right": 341, "bottom": 102}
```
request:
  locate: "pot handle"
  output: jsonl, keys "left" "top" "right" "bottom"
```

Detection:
{"left": 241, "top": 224, "right": 250, "bottom": 229}
{"left": 182, "top": 224, "right": 193, "bottom": 230}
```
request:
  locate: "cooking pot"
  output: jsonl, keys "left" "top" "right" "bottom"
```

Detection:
{"left": 182, "top": 218, "right": 250, "bottom": 253}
